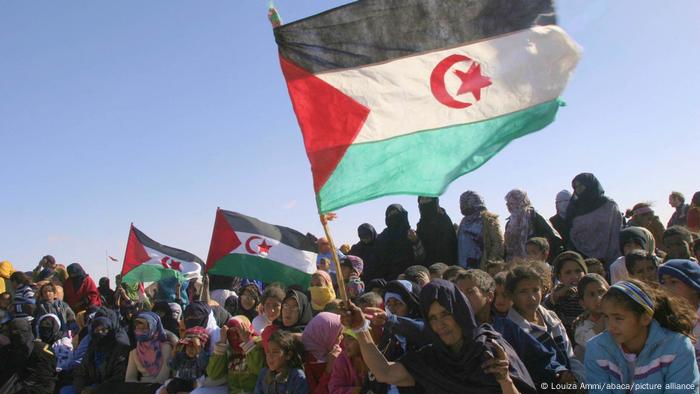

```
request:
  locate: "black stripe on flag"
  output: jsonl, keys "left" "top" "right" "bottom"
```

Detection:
{"left": 221, "top": 210, "right": 317, "bottom": 253}
{"left": 275, "top": 0, "right": 554, "bottom": 74}
{"left": 132, "top": 226, "right": 204, "bottom": 264}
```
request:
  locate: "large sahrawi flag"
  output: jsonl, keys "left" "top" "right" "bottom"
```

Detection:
{"left": 275, "top": 0, "right": 581, "bottom": 213}
{"left": 121, "top": 224, "right": 204, "bottom": 284}
{"left": 206, "top": 209, "right": 317, "bottom": 287}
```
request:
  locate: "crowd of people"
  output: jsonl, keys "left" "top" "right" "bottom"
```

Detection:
{"left": 1, "top": 173, "right": 700, "bottom": 394}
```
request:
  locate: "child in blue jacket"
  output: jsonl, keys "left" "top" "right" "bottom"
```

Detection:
{"left": 585, "top": 279, "right": 700, "bottom": 393}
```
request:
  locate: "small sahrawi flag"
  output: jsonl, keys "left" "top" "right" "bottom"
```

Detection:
{"left": 206, "top": 209, "right": 317, "bottom": 287}
{"left": 274, "top": 0, "right": 581, "bottom": 213}
{"left": 121, "top": 224, "right": 204, "bottom": 284}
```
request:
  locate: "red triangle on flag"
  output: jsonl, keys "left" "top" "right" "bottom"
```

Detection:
{"left": 121, "top": 224, "right": 151, "bottom": 276}
{"left": 279, "top": 55, "right": 370, "bottom": 193}
{"left": 206, "top": 209, "right": 242, "bottom": 271}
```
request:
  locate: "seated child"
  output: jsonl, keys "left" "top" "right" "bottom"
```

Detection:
{"left": 609, "top": 227, "right": 649, "bottom": 284}
{"left": 454, "top": 269, "right": 574, "bottom": 389}
{"left": 659, "top": 259, "right": 700, "bottom": 366}
{"left": 428, "top": 263, "right": 448, "bottom": 280}
{"left": 0, "top": 292, "right": 11, "bottom": 324}
{"left": 492, "top": 271, "right": 512, "bottom": 317}
{"left": 201, "top": 316, "right": 265, "bottom": 393}
{"left": 252, "top": 286, "right": 285, "bottom": 335}
{"left": 163, "top": 327, "right": 210, "bottom": 393}
{"left": 329, "top": 329, "right": 368, "bottom": 394}
{"left": 625, "top": 250, "right": 658, "bottom": 283}
{"left": 663, "top": 226, "right": 694, "bottom": 261}
{"left": 302, "top": 312, "right": 343, "bottom": 394}
{"left": 585, "top": 280, "right": 699, "bottom": 392}
{"left": 485, "top": 260, "right": 506, "bottom": 278}
{"left": 525, "top": 237, "right": 550, "bottom": 263}
{"left": 584, "top": 258, "right": 606, "bottom": 278}
{"left": 309, "top": 271, "right": 336, "bottom": 314}
{"left": 506, "top": 264, "right": 585, "bottom": 381}
{"left": 573, "top": 274, "right": 609, "bottom": 359}
{"left": 254, "top": 330, "right": 308, "bottom": 394}
{"left": 545, "top": 252, "right": 587, "bottom": 340}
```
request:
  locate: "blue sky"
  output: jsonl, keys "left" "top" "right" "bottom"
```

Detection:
{"left": 2, "top": 1, "right": 698, "bottom": 279}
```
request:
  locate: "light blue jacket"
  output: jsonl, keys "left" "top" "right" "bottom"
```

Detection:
{"left": 584, "top": 320, "right": 700, "bottom": 393}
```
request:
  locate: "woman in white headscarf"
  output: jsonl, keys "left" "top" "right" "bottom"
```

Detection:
{"left": 504, "top": 189, "right": 562, "bottom": 262}
{"left": 549, "top": 190, "right": 571, "bottom": 241}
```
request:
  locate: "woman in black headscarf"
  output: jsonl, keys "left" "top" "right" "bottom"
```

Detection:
{"left": 374, "top": 204, "right": 425, "bottom": 281}
{"left": 224, "top": 279, "right": 262, "bottom": 322}
{"left": 182, "top": 300, "right": 223, "bottom": 354}
{"left": 183, "top": 300, "right": 211, "bottom": 328}
{"left": 98, "top": 277, "right": 116, "bottom": 308}
{"left": 416, "top": 196, "right": 458, "bottom": 266}
{"left": 152, "top": 301, "right": 181, "bottom": 337}
{"left": 0, "top": 319, "right": 57, "bottom": 393}
{"left": 350, "top": 223, "right": 381, "bottom": 282}
{"left": 341, "top": 280, "right": 536, "bottom": 394}
{"left": 563, "top": 173, "right": 622, "bottom": 263}
{"left": 70, "top": 310, "right": 132, "bottom": 393}
{"left": 275, "top": 289, "right": 313, "bottom": 333}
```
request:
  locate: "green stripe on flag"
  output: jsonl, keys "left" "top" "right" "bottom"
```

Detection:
{"left": 121, "top": 265, "right": 184, "bottom": 284}
{"left": 209, "top": 254, "right": 312, "bottom": 288}
{"left": 317, "top": 99, "right": 562, "bottom": 213}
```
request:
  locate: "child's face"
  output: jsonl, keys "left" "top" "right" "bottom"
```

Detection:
{"left": 581, "top": 281, "right": 608, "bottom": 315}
{"left": 341, "top": 266, "right": 352, "bottom": 281}
{"left": 493, "top": 284, "right": 512, "bottom": 314}
{"left": 661, "top": 274, "right": 700, "bottom": 304}
{"left": 511, "top": 279, "right": 542, "bottom": 316}
{"left": 310, "top": 276, "right": 323, "bottom": 287}
{"left": 281, "top": 298, "right": 301, "bottom": 327}
{"left": 40, "top": 287, "right": 56, "bottom": 301}
{"left": 558, "top": 261, "right": 585, "bottom": 286}
{"left": 602, "top": 299, "right": 651, "bottom": 347}
{"left": 317, "top": 259, "right": 330, "bottom": 272}
{"left": 665, "top": 236, "right": 691, "bottom": 260}
{"left": 623, "top": 241, "right": 643, "bottom": 256}
{"left": 629, "top": 260, "right": 657, "bottom": 283}
{"left": 526, "top": 244, "right": 547, "bottom": 262}
{"left": 343, "top": 336, "right": 361, "bottom": 357}
{"left": 455, "top": 278, "right": 491, "bottom": 315}
{"left": 185, "top": 340, "right": 201, "bottom": 358}
{"left": 386, "top": 298, "right": 409, "bottom": 317}
{"left": 240, "top": 288, "right": 257, "bottom": 311}
{"left": 486, "top": 267, "right": 502, "bottom": 278}
{"left": 587, "top": 263, "right": 605, "bottom": 277}
{"left": 413, "top": 272, "right": 430, "bottom": 287}
{"left": 264, "top": 298, "right": 282, "bottom": 321}
{"left": 266, "top": 341, "right": 289, "bottom": 372}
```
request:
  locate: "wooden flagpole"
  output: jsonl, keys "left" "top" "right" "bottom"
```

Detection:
{"left": 319, "top": 213, "right": 348, "bottom": 303}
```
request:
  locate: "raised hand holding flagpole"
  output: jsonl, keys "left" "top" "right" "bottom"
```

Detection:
{"left": 319, "top": 212, "right": 348, "bottom": 303}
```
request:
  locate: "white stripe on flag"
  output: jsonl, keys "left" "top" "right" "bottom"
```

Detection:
{"left": 230, "top": 232, "right": 317, "bottom": 275}
{"left": 317, "top": 25, "right": 581, "bottom": 144}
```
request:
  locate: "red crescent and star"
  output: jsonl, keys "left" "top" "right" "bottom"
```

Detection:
{"left": 430, "top": 54, "right": 492, "bottom": 109}
{"left": 160, "top": 256, "right": 182, "bottom": 271}
{"left": 245, "top": 236, "right": 273, "bottom": 255}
